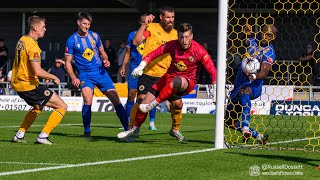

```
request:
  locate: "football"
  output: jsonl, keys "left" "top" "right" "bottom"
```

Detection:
{"left": 241, "top": 57, "right": 260, "bottom": 74}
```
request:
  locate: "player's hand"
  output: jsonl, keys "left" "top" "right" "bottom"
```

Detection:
{"left": 248, "top": 74, "right": 256, "bottom": 82}
{"left": 44, "top": 79, "right": 50, "bottom": 84}
{"left": 72, "top": 77, "right": 81, "bottom": 88}
{"left": 103, "top": 59, "right": 110, "bottom": 68}
{"left": 243, "top": 24, "right": 252, "bottom": 35}
{"left": 132, "top": 61, "right": 147, "bottom": 78}
{"left": 244, "top": 70, "right": 253, "bottom": 82}
{"left": 144, "top": 14, "right": 155, "bottom": 25}
{"left": 212, "top": 84, "right": 217, "bottom": 103}
{"left": 132, "top": 67, "right": 143, "bottom": 78}
{"left": 120, "top": 66, "right": 125, "bottom": 77}
{"left": 52, "top": 77, "right": 60, "bottom": 85}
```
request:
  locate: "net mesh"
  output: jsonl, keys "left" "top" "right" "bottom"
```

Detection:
{"left": 225, "top": 0, "right": 320, "bottom": 151}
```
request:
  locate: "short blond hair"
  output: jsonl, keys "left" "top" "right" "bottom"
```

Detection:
{"left": 28, "top": 15, "right": 46, "bottom": 30}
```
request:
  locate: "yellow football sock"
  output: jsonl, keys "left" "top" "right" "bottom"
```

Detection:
{"left": 129, "top": 103, "right": 139, "bottom": 128}
{"left": 19, "top": 109, "right": 42, "bottom": 132}
{"left": 42, "top": 109, "right": 66, "bottom": 135}
{"left": 171, "top": 109, "right": 182, "bottom": 131}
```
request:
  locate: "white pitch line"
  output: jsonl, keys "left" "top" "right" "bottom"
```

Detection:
{"left": 0, "top": 148, "right": 220, "bottom": 176}
{"left": 241, "top": 136, "right": 320, "bottom": 148}
{"left": 0, "top": 162, "right": 74, "bottom": 166}
{"left": 268, "top": 136, "right": 320, "bottom": 145}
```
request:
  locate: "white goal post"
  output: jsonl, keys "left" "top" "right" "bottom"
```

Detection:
{"left": 214, "top": 0, "right": 229, "bottom": 149}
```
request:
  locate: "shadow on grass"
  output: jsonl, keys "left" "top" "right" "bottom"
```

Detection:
{"left": 4, "top": 126, "right": 213, "bottom": 145}
{"left": 226, "top": 151, "right": 320, "bottom": 167}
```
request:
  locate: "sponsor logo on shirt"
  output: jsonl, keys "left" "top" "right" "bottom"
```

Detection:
{"left": 82, "top": 48, "right": 94, "bottom": 61}
{"left": 174, "top": 61, "right": 187, "bottom": 71}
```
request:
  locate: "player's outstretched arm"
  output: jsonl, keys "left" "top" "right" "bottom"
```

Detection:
{"left": 131, "top": 60, "right": 147, "bottom": 78}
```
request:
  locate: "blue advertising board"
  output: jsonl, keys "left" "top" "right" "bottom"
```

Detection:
{"left": 270, "top": 100, "right": 320, "bottom": 116}
{"left": 182, "top": 84, "right": 199, "bottom": 98}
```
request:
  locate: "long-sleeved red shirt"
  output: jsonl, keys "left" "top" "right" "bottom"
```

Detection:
{"left": 143, "top": 40, "right": 216, "bottom": 83}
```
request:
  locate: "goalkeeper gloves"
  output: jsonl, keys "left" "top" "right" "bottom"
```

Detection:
{"left": 132, "top": 61, "right": 147, "bottom": 78}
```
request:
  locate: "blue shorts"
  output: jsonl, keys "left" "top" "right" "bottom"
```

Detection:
{"left": 230, "top": 82, "right": 262, "bottom": 100}
{"left": 128, "top": 64, "right": 139, "bottom": 89}
{"left": 78, "top": 70, "right": 115, "bottom": 92}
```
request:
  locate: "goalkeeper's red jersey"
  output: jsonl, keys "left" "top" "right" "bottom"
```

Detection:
{"left": 143, "top": 40, "right": 216, "bottom": 84}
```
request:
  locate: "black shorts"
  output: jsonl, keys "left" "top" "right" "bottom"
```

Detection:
{"left": 138, "top": 74, "right": 181, "bottom": 102}
{"left": 17, "top": 85, "right": 54, "bottom": 106}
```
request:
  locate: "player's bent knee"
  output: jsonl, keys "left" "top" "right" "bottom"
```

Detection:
{"left": 171, "top": 102, "right": 182, "bottom": 110}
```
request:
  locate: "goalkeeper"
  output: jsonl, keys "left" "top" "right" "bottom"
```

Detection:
{"left": 225, "top": 24, "right": 277, "bottom": 145}
{"left": 117, "top": 23, "right": 217, "bottom": 141}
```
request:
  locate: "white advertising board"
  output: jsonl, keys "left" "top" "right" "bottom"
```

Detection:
{"left": 0, "top": 85, "right": 294, "bottom": 115}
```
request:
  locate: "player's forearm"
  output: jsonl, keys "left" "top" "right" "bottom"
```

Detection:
{"left": 65, "top": 62, "right": 77, "bottom": 80}
{"left": 252, "top": 63, "right": 270, "bottom": 80}
{"left": 204, "top": 60, "right": 217, "bottom": 84}
{"left": 36, "top": 69, "right": 58, "bottom": 81}
{"left": 133, "top": 24, "right": 147, "bottom": 45}
{"left": 100, "top": 49, "right": 108, "bottom": 61}
{"left": 143, "top": 44, "right": 166, "bottom": 63}
{"left": 121, "top": 49, "right": 131, "bottom": 69}
{"left": 254, "top": 70, "right": 268, "bottom": 80}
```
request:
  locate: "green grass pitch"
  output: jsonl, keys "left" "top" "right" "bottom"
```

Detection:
{"left": 0, "top": 111, "right": 318, "bottom": 179}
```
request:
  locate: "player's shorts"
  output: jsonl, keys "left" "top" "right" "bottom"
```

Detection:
{"left": 230, "top": 83, "right": 262, "bottom": 100}
{"left": 152, "top": 74, "right": 196, "bottom": 97}
{"left": 128, "top": 64, "right": 139, "bottom": 89}
{"left": 137, "top": 74, "right": 159, "bottom": 95}
{"left": 78, "top": 68, "right": 115, "bottom": 92}
{"left": 138, "top": 74, "right": 181, "bottom": 102}
{"left": 248, "top": 85, "right": 262, "bottom": 99}
{"left": 17, "top": 85, "right": 53, "bottom": 106}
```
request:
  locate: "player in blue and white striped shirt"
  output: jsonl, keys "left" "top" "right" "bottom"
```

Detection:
{"left": 64, "top": 12, "right": 128, "bottom": 138}
{"left": 225, "top": 24, "right": 277, "bottom": 145}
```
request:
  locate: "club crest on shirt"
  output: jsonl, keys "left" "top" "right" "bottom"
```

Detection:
{"left": 91, "top": 40, "right": 96, "bottom": 45}
{"left": 189, "top": 56, "right": 195, "bottom": 62}
{"left": 139, "top": 85, "right": 145, "bottom": 91}
{"left": 44, "top": 90, "right": 51, "bottom": 96}
{"left": 174, "top": 61, "right": 187, "bottom": 71}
